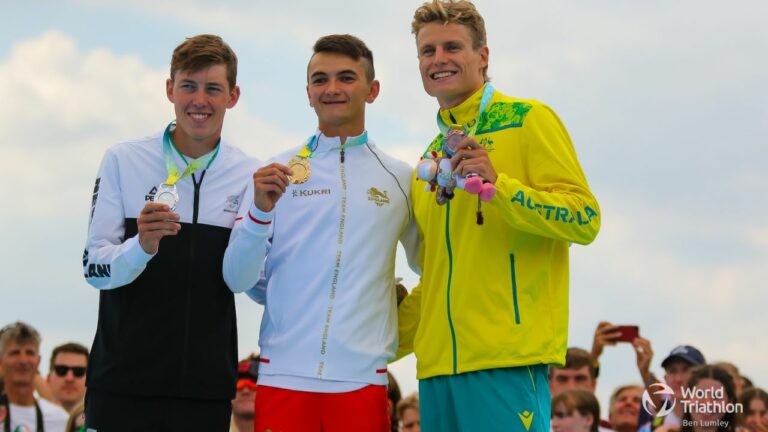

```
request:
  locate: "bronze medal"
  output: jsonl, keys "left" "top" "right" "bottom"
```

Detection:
{"left": 287, "top": 157, "right": 311, "bottom": 184}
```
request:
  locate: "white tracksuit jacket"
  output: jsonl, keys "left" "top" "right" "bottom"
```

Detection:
{"left": 223, "top": 131, "right": 420, "bottom": 390}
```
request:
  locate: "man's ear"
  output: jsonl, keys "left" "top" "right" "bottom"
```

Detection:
{"left": 479, "top": 45, "right": 489, "bottom": 72}
{"left": 366, "top": 80, "right": 381, "bottom": 104}
{"left": 227, "top": 85, "right": 241, "bottom": 109}
{"left": 166, "top": 79, "right": 174, "bottom": 103}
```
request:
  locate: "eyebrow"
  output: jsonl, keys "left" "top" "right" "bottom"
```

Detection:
{"left": 310, "top": 69, "right": 359, "bottom": 79}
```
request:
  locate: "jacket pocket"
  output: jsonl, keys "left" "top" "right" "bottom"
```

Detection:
{"left": 510, "top": 254, "right": 521, "bottom": 324}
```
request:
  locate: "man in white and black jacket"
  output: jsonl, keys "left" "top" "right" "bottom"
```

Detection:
{"left": 82, "top": 34, "right": 254, "bottom": 431}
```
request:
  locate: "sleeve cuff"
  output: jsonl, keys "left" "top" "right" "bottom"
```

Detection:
{"left": 243, "top": 202, "right": 274, "bottom": 234}
{"left": 123, "top": 235, "right": 155, "bottom": 268}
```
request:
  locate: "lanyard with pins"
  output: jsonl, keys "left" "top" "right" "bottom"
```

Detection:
{"left": 434, "top": 83, "right": 495, "bottom": 225}
{"left": 436, "top": 83, "right": 494, "bottom": 138}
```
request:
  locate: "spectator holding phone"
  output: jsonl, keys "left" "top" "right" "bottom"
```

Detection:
{"left": 590, "top": 321, "right": 640, "bottom": 371}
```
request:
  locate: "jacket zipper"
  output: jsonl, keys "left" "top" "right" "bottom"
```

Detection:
{"left": 510, "top": 254, "right": 521, "bottom": 324}
{"left": 445, "top": 201, "right": 458, "bottom": 374}
{"left": 180, "top": 170, "right": 204, "bottom": 396}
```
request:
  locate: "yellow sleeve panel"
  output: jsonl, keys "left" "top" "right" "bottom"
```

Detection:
{"left": 491, "top": 103, "right": 600, "bottom": 245}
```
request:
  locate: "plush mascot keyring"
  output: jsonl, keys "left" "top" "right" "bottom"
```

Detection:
{"left": 416, "top": 124, "right": 496, "bottom": 225}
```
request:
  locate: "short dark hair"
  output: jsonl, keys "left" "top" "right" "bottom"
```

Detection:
{"left": 49, "top": 342, "right": 89, "bottom": 371}
{"left": 550, "top": 347, "right": 597, "bottom": 379}
{"left": 170, "top": 34, "right": 238, "bottom": 90}
{"left": 311, "top": 34, "right": 375, "bottom": 82}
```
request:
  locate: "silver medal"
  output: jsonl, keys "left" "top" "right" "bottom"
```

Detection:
{"left": 155, "top": 183, "right": 179, "bottom": 210}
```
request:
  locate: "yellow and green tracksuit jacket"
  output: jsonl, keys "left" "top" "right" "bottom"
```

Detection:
{"left": 397, "top": 84, "right": 600, "bottom": 379}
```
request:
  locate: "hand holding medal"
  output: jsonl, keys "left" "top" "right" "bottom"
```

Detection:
{"left": 253, "top": 163, "right": 293, "bottom": 212}
{"left": 137, "top": 202, "right": 181, "bottom": 254}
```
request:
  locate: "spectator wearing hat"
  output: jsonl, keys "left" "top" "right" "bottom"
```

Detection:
{"left": 637, "top": 342, "right": 706, "bottom": 431}
{"left": 231, "top": 355, "right": 259, "bottom": 432}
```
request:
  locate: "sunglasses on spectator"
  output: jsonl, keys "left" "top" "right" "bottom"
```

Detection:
{"left": 236, "top": 379, "right": 257, "bottom": 391}
{"left": 53, "top": 365, "right": 87, "bottom": 378}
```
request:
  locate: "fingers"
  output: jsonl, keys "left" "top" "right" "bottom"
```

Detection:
{"left": 596, "top": 321, "right": 615, "bottom": 332}
{"left": 455, "top": 136, "right": 481, "bottom": 151}
{"left": 137, "top": 203, "right": 181, "bottom": 254}
{"left": 253, "top": 163, "right": 293, "bottom": 212}
{"left": 451, "top": 151, "right": 492, "bottom": 177}
{"left": 254, "top": 163, "right": 292, "bottom": 190}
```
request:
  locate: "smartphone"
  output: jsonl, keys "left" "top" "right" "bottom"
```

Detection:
{"left": 609, "top": 325, "right": 639, "bottom": 343}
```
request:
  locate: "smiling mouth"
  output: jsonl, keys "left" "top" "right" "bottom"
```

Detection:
{"left": 188, "top": 113, "right": 211, "bottom": 121}
{"left": 430, "top": 71, "right": 457, "bottom": 80}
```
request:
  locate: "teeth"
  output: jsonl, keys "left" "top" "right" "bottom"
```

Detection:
{"left": 190, "top": 113, "right": 208, "bottom": 120}
{"left": 432, "top": 71, "right": 455, "bottom": 79}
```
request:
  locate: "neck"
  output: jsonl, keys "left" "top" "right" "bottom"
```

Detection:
{"left": 4, "top": 384, "right": 35, "bottom": 406}
{"left": 61, "top": 399, "right": 79, "bottom": 414}
{"left": 318, "top": 122, "right": 365, "bottom": 144}
{"left": 437, "top": 82, "right": 486, "bottom": 109}
{"left": 171, "top": 129, "right": 219, "bottom": 159}
{"left": 233, "top": 415, "right": 255, "bottom": 432}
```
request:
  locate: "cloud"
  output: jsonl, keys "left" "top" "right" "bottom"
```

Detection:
{"left": 4, "top": 1, "right": 767, "bottom": 399}
{"left": 0, "top": 30, "right": 303, "bottom": 220}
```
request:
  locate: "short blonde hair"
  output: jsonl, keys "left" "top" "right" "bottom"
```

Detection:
{"left": 411, "top": 1, "right": 488, "bottom": 79}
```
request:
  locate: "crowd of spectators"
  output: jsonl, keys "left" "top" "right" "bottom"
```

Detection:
{"left": 2, "top": 319, "right": 764, "bottom": 431}
{"left": 549, "top": 321, "right": 767, "bottom": 432}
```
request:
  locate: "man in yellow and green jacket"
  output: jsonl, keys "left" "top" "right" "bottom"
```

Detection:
{"left": 400, "top": 1, "right": 601, "bottom": 431}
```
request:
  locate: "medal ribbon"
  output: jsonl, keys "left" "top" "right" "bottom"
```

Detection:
{"left": 436, "top": 83, "right": 495, "bottom": 138}
{"left": 162, "top": 121, "right": 220, "bottom": 185}
{"left": 295, "top": 131, "right": 369, "bottom": 160}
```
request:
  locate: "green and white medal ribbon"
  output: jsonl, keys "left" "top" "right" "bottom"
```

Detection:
{"left": 287, "top": 131, "right": 368, "bottom": 184}
{"left": 156, "top": 121, "right": 220, "bottom": 210}
{"left": 432, "top": 83, "right": 495, "bottom": 156}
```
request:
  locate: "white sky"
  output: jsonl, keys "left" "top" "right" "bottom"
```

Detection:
{"left": 2, "top": 0, "right": 766, "bottom": 410}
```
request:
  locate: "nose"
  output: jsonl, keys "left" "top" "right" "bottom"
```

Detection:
{"left": 325, "top": 78, "right": 341, "bottom": 94}
{"left": 192, "top": 87, "right": 207, "bottom": 105}
{"left": 434, "top": 46, "right": 448, "bottom": 64}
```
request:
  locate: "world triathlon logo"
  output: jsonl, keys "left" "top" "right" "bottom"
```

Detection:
{"left": 642, "top": 383, "right": 677, "bottom": 417}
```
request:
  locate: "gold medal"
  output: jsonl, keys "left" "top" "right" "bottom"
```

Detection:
{"left": 287, "top": 157, "right": 311, "bottom": 184}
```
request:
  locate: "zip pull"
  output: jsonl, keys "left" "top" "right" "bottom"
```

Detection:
{"left": 340, "top": 148, "right": 345, "bottom": 163}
